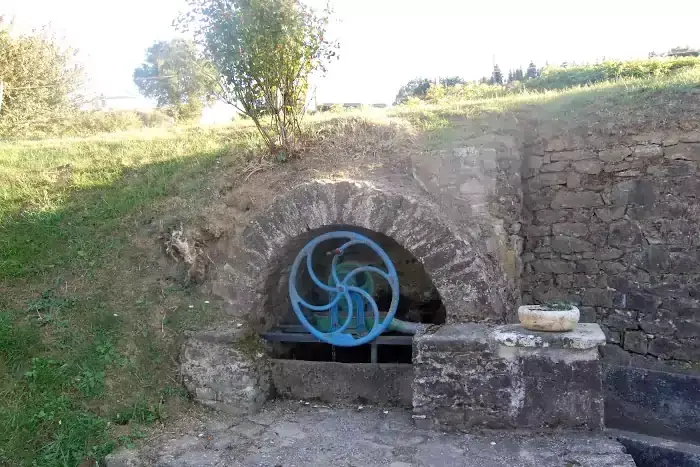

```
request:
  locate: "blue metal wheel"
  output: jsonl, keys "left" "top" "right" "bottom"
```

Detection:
{"left": 288, "top": 231, "right": 400, "bottom": 347}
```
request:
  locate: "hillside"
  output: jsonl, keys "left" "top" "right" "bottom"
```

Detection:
{"left": 1, "top": 68, "right": 700, "bottom": 465}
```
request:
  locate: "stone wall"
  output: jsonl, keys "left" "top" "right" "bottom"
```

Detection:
{"left": 522, "top": 131, "right": 700, "bottom": 368}
{"left": 412, "top": 135, "right": 524, "bottom": 319}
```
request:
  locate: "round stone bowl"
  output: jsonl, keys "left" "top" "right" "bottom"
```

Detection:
{"left": 518, "top": 304, "right": 580, "bottom": 332}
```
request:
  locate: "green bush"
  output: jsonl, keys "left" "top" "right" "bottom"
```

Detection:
{"left": 425, "top": 82, "right": 513, "bottom": 102}
{"left": 525, "top": 57, "right": 700, "bottom": 91}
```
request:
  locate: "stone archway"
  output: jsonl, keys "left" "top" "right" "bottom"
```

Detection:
{"left": 212, "top": 179, "right": 509, "bottom": 331}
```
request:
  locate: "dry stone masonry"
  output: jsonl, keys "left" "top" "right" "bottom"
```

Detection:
{"left": 522, "top": 131, "right": 700, "bottom": 368}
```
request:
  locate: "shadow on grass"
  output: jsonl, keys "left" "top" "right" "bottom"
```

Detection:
{"left": 0, "top": 136, "right": 240, "bottom": 466}
{"left": 0, "top": 141, "right": 236, "bottom": 282}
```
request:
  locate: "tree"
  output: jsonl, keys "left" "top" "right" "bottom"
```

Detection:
{"left": 507, "top": 69, "right": 514, "bottom": 83}
{"left": 439, "top": 76, "right": 465, "bottom": 87}
{"left": 526, "top": 61, "right": 539, "bottom": 80}
{"left": 133, "top": 39, "right": 216, "bottom": 122}
{"left": 178, "top": 0, "right": 338, "bottom": 155}
{"left": 0, "top": 23, "right": 83, "bottom": 136}
{"left": 491, "top": 65, "right": 503, "bottom": 85}
{"left": 514, "top": 67, "right": 524, "bottom": 81}
{"left": 394, "top": 78, "right": 432, "bottom": 104}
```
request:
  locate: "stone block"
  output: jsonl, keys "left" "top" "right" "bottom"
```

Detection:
{"left": 603, "top": 309, "right": 639, "bottom": 331}
{"left": 414, "top": 324, "right": 606, "bottom": 432}
{"left": 552, "top": 222, "right": 588, "bottom": 237}
{"left": 611, "top": 180, "right": 656, "bottom": 206}
{"left": 623, "top": 331, "right": 648, "bottom": 354}
{"left": 566, "top": 172, "right": 581, "bottom": 188}
{"left": 608, "top": 220, "right": 644, "bottom": 247}
{"left": 551, "top": 191, "right": 603, "bottom": 209}
{"left": 615, "top": 170, "right": 642, "bottom": 177}
{"left": 527, "top": 155, "right": 544, "bottom": 169}
{"left": 551, "top": 235, "right": 594, "bottom": 253}
{"left": 180, "top": 331, "right": 271, "bottom": 415}
{"left": 599, "top": 147, "right": 632, "bottom": 163}
{"left": 633, "top": 145, "right": 664, "bottom": 157}
{"left": 550, "top": 150, "right": 597, "bottom": 161}
{"left": 525, "top": 225, "right": 551, "bottom": 237}
{"left": 648, "top": 337, "right": 681, "bottom": 358}
{"left": 665, "top": 143, "right": 700, "bottom": 161}
{"left": 583, "top": 288, "right": 614, "bottom": 307}
{"left": 105, "top": 450, "right": 142, "bottom": 467}
{"left": 539, "top": 161, "right": 569, "bottom": 172}
{"left": 412, "top": 324, "right": 513, "bottom": 431}
{"left": 576, "top": 259, "right": 600, "bottom": 274}
{"left": 594, "top": 247, "right": 624, "bottom": 261}
{"left": 572, "top": 159, "right": 603, "bottom": 174}
{"left": 647, "top": 161, "right": 697, "bottom": 177}
{"left": 595, "top": 206, "right": 626, "bottom": 222}
{"left": 535, "top": 209, "right": 567, "bottom": 224}
{"left": 270, "top": 360, "right": 413, "bottom": 406}
{"left": 531, "top": 259, "right": 575, "bottom": 274}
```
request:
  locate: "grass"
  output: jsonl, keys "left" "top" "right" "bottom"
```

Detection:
{"left": 0, "top": 125, "right": 259, "bottom": 466}
{"left": 1, "top": 67, "right": 700, "bottom": 466}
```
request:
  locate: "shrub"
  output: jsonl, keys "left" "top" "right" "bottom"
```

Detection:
{"left": 525, "top": 57, "right": 700, "bottom": 91}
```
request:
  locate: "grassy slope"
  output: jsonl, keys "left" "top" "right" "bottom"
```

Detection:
{"left": 1, "top": 70, "right": 700, "bottom": 466}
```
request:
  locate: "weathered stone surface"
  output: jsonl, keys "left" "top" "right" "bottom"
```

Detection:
{"left": 180, "top": 332, "right": 271, "bottom": 415}
{"left": 551, "top": 235, "right": 594, "bottom": 253}
{"left": 105, "top": 450, "right": 142, "bottom": 467}
{"left": 270, "top": 360, "right": 412, "bottom": 406}
{"left": 494, "top": 324, "right": 606, "bottom": 349}
{"left": 665, "top": 142, "right": 700, "bottom": 161}
{"left": 599, "top": 147, "right": 632, "bottom": 163}
{"left": 531, "top": 259, "right": 575, "bottom": 274}
{"left": 604, "top": 309, "right": 639, "bottom": 330}
{"left": 535, "top": 209, "right": 566, "bottom": 223}
{"left": 566, "top": 172, "right": 581, "bottom": 189}
{"left": 572, "top": 159, "right": 603, "bottom": 174}
{"left": 647, "top": 161, "right": 697, "bottom": 177}
{"left": 623, "top": 331, "right": 648, "bottom": 354}
{"left": 608, "top": 220, "right": 644, "bottom": 247}
{"left": 551, "top": 191, "right": 603, "bottom": 209}
{"left": 527, "top": 155, "right": 544, "bottom": 169}
{"left": 613, "top": 430, "right": 700, "bottom": 467}
{"left": 550, "top": 150, "right": 597, "bottom": 161}
{"left": 595, "top": 206, "right": 626, "bottom": 222}
{"left": 648, "top": 336, "right": 682, "bottom": 359}
{"left": 583, "top": 288, "right": 614, "bottom": 307}
{"left": 576, "top": 259, "right": 600, "bottom": 273}
{"left": 604, "top": 364, "right": 700, "bottom": 443}
{"left": 633, "top": 145, "right": 664, "bottom": 157}
{"left": 539, "top": 161, "right": 569, "bottom": 172}
{"left": 525, "top": 225, "right": 550, "bottom": 237}
{"left": 414, "top": 324, "right": 605, "bottom": 432}
{"left": 552, "top": 222, "right": 588, "bottom": 237}
{"left": 139, "top": 400, "right": 636, "bottom": 467}
{"left": 532, "top": 172, "right": 568, "bottom": 187}
{"left": 615, "top": 170, "right": 642, "bottom": 177}
{"left": 610, "top": 180, "right": 656, "bottom": 206}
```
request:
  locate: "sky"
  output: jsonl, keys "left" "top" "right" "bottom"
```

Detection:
{"left": 3, "top": 0, "right": 700, "bottom": 118}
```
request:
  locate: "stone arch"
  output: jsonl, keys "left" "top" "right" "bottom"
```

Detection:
{"left": 212, "top": 179, "right": 508, "bottom": 331}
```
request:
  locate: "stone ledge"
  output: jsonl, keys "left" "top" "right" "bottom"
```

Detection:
{"left": 493, "top": 324, "right": 606, "bottom": 350}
